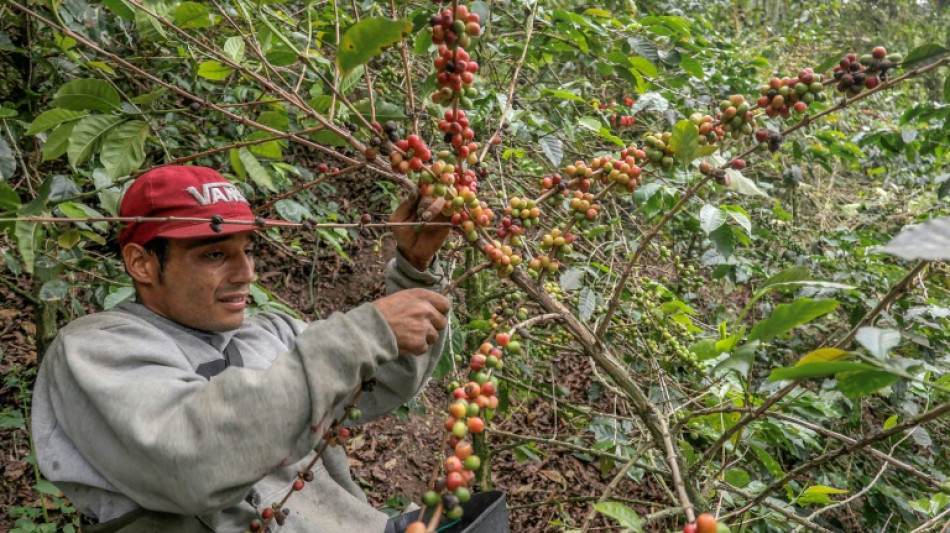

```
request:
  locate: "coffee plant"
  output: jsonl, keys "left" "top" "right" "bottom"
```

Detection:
{"left": 2, "top": 0, "right": 950, "bottom": 531}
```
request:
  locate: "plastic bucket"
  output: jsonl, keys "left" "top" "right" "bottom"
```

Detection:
{"left": 384, "top": 491, "right": 509, "bottom": 533}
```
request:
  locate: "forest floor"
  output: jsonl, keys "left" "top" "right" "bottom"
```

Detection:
{"left": 0, "top": 170, "right": 676, "bottom": 532}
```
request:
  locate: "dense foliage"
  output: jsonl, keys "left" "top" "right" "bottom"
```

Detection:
{"left": 1, "top": 0, "right": 950, "bottom": 531}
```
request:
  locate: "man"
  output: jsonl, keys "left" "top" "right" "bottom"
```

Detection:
{"left": 31, "top": 166, "right": 452, "bottom": 532}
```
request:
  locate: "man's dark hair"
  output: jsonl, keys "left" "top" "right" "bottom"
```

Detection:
{"left": 144, "top": 237, "right": 170, "bottom": 272}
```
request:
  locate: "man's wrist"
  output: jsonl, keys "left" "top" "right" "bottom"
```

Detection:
{"left": 398, "top": 247, "right": 432, "bottom": 272}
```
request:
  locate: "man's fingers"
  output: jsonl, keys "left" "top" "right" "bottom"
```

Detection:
{"left": 391, "top": 191, "right": 421, "bottom": 222}
{"left": 416, "top": 290, "right": 451, "bottom": 315}
{"left": 430, "top": 311, "right": 448, "bottom": 331}
{"left": 419, "top": 196, "right": 446, "bottom": 222}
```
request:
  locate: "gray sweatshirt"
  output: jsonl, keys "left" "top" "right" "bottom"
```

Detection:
{"left": 31, "top": 254, "right": 447, "bottom": 532}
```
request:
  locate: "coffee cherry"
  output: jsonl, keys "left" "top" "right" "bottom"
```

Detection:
{"left": 249, "top": 519, "right": 263, "bottom": 532}
{"left": 731, "top": 159, "right": 746, "bottom": 170}
{"left": 405, "top": 522, "right": 427, "bottom": 533}
{"left": 696, "top": 513, "right": 718, "bottom": 533}
{"left": 293, "top": 479, "right": 304, "bottom": 491}
{"left": 467, "top": 416, "right": 485, "bottom": 434}
{"left": 872, "top": 46, "right": 887, "bottom": 60}
{"left": 683, "top": 524, "right": 697, "bottom": 533}
{"left": 261, "top": 508, "right": 275, "bottom": 520}
{"left": 423, "top": 490, "right": 441, "bottom": 507}
{"left": 445, "top": 471, "right": 464, "bottom": 491}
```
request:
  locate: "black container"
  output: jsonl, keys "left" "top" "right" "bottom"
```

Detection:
{"left": 384, "top": 491, "right": 509, "bottom": 533}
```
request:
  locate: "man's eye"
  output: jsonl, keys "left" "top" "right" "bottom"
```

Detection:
{"left": 204, "top": 251, "right": 224, "bottom": 260}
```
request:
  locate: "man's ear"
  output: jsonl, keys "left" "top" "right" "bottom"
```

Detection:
{"left": 122, "top": 243, "right": 160, "bottom": 286}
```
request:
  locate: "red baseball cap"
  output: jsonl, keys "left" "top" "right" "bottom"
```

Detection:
{"left": 118, "top": 166, "right": 281, "bottom": 247}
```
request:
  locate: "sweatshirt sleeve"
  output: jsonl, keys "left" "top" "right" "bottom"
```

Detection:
{"left": 39, "top": 303, "right": 397, "bottom": 516}
{"left": 351, "top": 251, "right": 450, "bottom": 423}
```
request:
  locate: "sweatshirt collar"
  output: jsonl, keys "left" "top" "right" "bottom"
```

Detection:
{"left": 115, "top": 301, "right": 238, "bottom": 352}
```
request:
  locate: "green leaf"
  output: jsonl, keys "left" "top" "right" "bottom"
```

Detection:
{"left": 539, "top": 135, "right": 563, "bottom": 167}
{"left": 761, "top": 266, "right": 810, "bottom": 290}
{"left": 854, "top": 327, "right": 901, "bottom": 359}
{"left": 594, "top": 502, "right": 642, "bottom": 532}
{"left": 0, "top": 107, "right": 17, "bottom": 118}
{"left": 237, "top": 148, "right": 277, "bottom": 192}
{"left": 579, "top": 287, "right": 596, "bottom": 322}
{"left": 796, "top": 348, "right": 849, "bottom": 365}
{"left": 26, "top": 109, "right": 89, "bottom": 136}
{"left": 135, "top": 0, "right": 172, "bottom": 41}
{"left": 339, "top": 64, "right": 365, "bottom": 96}
{"left": 103, "top": 0, "right": 135, "bottom": 19}
{"left": 34, "top": 480, "right": 62, "bottom": 496}
{"left": 699, "top": 205, "right": 726, "bottom": 234}
{"left": 680, "top": 56, "right": 704, "bottom": 78}
{"left": 902, "top": 44, "right": 947, "bottom": 67}
{"left": 0, "top": 182, "right": 20, "bottom": 210}
{"left": 14, "top": 221, "right": 39, "bottom": 274}
{"left": 542, "top": 89, "right": 586, "bottom": 103}
{"left": 54, "top": 79, "right": 121, "bottom": 112}
{"left": 100, "top": 120, "right": 149, "bottom": 178}
{"left": 197, "top": 61, "right": 234, "bottom": 81}
{"left": 816, "top": 53, "right": 843, "bottom": 75}
{"left": 883, "top": 415, "right": 899, "bottom": 430}
{"left": 944, "top": 74, "right": 950, "bottom": 104}
{"left": 713, "top": 340, "right": 758, "bottom": 379}
{"left": 174, "top": 1, "right": 213, "bottom": 28}
{"left": 0, "top": 139, "right": 14, "bottom": 181}
{"left": 669, "top": 120, "right": 699, "bottom": 164}
{"left": 223, "top": 36, "right": 245, "bottom": 63}
{"left": 795, "top": 485, "right": 848, "bottom": 506}
{"left": 67, "top": 115, "right": 126, "bottom": 168}
{"left": 103, "top": 286, "right": 136, "bottom": 310}
{"left": 628, "top": 56, "right": 657, "bottom": 78}
{"left": 724, "top": 469, "right": 750, "bottom": 488}
{"left": 43, "top": 122, "right": 76, "bottom": 162}
{"left": 838, "top": 370, "right": 900, "bottom": 398}
{"left": 769, "top": 361, "right": 877, "bottom": 382}
{"left": 353, "top": 99, "right": 406, "bottom": 122}
{"left": 413, "top": 28, "right": 433, "bottom": 55}
{"left": 748, "top": 298, "right": 838, "bottom": 343}
{"left": 337, "top": 18, "right": 412, "bottom": 75}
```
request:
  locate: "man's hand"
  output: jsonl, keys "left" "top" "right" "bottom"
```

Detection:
{"left": 373, "top": 289, "right": 450, "bottom": 356}
{"left": 391, "top": 192, "right": 452, "bottom": 271}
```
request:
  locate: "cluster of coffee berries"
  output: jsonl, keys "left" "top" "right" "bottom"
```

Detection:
{"left": 538, "top": 228, "right": 575, "bottom": 257}
{"left": 608, "top": 113, "right": 635, "bottom": 129}
{"left": 756, "top": 70, "right": 826, "bottom": 119}
{"left": 591, "top": 154, "right": 643, "bottom": 193}
{"left": 389, "top": 134, "right": 432, "bottom": 175}
{"left": 253, "top": 505, "right": 291, "bottom": 530}
{"left": 563, "top": 160, "right": 593, "bottom": 192}
{"left": 568, "top": 191, "right": 601, "bottom": 224}
{"left": 642, "top": 131, "right": 676, "bottom": 170}
{"left": 438, "top": 109, "right": 479, "bottom": 158}
{"left": 404, "top": 342, "right": 505, "bottom": 531}
{"left": 684, "top": 513, "right": 730, "bottom": 533}
{"left": 315, "top": 163, "right": 340, "bottom": 175}
{"left": 493, "top": 290, "right": 530, "bottom": 322}
{"left": 688, "top": 113, "right": 724, "bottom": 145}
{"left": 527, "top": 253, "right": 562, "bottom": 274}
{"left": 503, "top": 197, "right": 541, "bottom": 229}
{"left": 455, "top": 201, "right": 495, "bottom": 241}
{"left": 539, "top": 173, "right": 569, "bottom": 203}
{"left": 754, "top": 128, "right": 784, "bottom": 153}
{"left": 833, "top": 47, "right": 900, "bottom": 94}
{"left": 717, "top": 95, "right": 758, "bottom": 137}
{"left": 430, "top": 4, "right": 480, "bottom": 48}
{"left": 430, "top": 3, "right": 481, "bottom": 108}
{"left": 482, "top": 241, "right": 522, "bottom": 277}
{"left": 542, "top": 281, "right": 564, "bottom": 300}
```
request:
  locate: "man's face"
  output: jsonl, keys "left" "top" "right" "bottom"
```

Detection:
{"left": 140, "top": 233, "right": 256, "bottom": 332}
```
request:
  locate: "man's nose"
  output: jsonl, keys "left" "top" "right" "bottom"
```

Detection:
{"left": 230, "top": 251, "right": 255, "bottom": 283}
